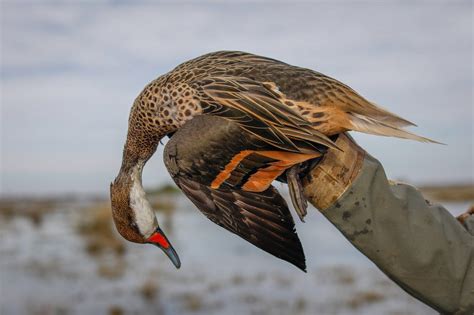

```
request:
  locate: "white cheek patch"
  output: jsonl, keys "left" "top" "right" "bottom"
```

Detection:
{"left": 129, "top": 166, "right": 158, "bottom": 238}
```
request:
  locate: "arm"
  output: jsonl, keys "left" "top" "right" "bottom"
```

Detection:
{"left": 302, "top": 133, "right": 474, "bottom": 315}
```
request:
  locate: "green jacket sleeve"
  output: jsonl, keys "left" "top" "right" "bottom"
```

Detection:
{"left": 321, "top": 154, "right": 474, "bottom": 315}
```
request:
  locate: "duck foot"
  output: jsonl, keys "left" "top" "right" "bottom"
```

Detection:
{"left": 287, "top": 164, "right": 308, "bottom": 222}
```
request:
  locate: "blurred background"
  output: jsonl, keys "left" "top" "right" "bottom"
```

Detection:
{"left": 1, "top": 1, "right": 472, "bottom": 314}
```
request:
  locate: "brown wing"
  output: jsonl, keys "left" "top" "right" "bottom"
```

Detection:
{"left": 172, "top": 51, "right": 436, "bottom": 143}
{"left": 186, "top": 51, "right": 415, "bottom": 128}
{"left": 175, "top": 176, "right": 306, "bottom": 271}
{"left": 193, "top": 76, "right": 339, "bottom": 153}
{"left": 163, "top": 115, "right": 309, "bottom": 270}
{"left": 163, "top": 115, "right": 323, "bottom": 194}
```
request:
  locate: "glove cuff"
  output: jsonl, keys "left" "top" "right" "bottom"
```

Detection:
{"left": 302, "top": 133, "right": 365, "bottom": 211}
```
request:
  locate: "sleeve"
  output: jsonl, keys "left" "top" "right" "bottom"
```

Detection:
{"left": 303, "top": 134, "right": 474, "bottom": 315}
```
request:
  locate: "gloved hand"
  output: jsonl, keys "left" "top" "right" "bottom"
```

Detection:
{"left": 300, "top": 132, "right": 474, "bottom": 314}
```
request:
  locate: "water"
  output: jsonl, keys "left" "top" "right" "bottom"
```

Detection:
{"left": 0, "top": 196, "right": 470, "bottom": 315}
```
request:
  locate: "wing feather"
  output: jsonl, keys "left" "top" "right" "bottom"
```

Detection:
{"left": 196, "top": 76, "right": 338, "bottom": 153}
{"left": 176, "top": 177, "right": 306, "bottom": 271}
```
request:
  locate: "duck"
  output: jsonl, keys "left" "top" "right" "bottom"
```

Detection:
{"left": 110, "top": 51, "right": 437, "bottom": 271}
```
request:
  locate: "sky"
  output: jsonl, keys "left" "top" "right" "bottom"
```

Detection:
{"left": 1, "top": 0, "right": 473, "bottom": 196}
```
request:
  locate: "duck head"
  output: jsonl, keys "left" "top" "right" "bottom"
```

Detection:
{"left": 110, "top": 119, "right": 181, "bottom": 269}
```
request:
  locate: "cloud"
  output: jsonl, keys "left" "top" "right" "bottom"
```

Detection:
{"left": 1, "top": 1, "right": 472, "bottom": 195}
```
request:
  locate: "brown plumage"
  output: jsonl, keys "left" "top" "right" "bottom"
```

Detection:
{"left": 110, "top": 51, "right": 437, "bottom": 271}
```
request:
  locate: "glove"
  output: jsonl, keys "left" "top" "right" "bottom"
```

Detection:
{"left": 302, "top": 133, "right": 366, "bottom": 211}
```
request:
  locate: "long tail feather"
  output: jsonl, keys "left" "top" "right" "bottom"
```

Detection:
{"left": 366, "top": 102, "right": 417, "bottom": 127}
{"left": 348, "top": 113, "right": 443, "bottom": 144}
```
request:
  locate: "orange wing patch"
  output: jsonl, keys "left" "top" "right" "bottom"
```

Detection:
{"left": 211, "top": 150, "right": 321, "bottom": 192}
{"left": 242, "top": 151, "right": 321, "bottom": 192}
{"left": 210, "top": 150, "right": 253, "bottom": 189}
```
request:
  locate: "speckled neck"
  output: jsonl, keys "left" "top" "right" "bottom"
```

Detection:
{"left": 127, "top": 80, "right": 203, "bottom": 142}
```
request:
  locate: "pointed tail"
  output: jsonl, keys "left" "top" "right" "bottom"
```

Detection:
{"left": 348, "top": 112, "right": 443, "bottom": 144}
